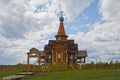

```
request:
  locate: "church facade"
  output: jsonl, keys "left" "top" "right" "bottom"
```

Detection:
{"left": 26, "top": 14, "right": 87, "bottom": 69}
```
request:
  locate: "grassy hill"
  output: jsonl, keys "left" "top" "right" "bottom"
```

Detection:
{"left": 23, "top": 70, "right": 120, "bottom": 80}
{"left": 0, "top": 62, "right": 120, "bottom": 80}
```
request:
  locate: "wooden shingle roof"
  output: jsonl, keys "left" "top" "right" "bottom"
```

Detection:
{"left": 77, "top": 50, "right": 88, "bottom": 57}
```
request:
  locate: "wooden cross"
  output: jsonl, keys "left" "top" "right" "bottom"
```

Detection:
{"left": 60, "top": 11, "right": 63, "bottom": 17}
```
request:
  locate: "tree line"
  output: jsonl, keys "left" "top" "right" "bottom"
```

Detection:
{"left": 81, "top": 61, "right": 120, "bottom": 70}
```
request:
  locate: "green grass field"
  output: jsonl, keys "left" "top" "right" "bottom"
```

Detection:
{"left": 22, "top": 70, "right": 120, "bottom": 80}
{"left": 0, "top": 63, "right": 120, "bottom": 80}
{"left": 0, "top": 71, "right": 20, "bottom": 78}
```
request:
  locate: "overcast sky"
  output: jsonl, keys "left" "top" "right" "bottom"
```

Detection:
{"left": 0, "top": 0, "right": 120, "bottom": 65}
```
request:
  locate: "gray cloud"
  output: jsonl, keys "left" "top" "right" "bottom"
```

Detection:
{"left": 0, "top": 0, "right": 93, "bottom": 64}
{"left": 3, "top": 0, "right": 120, "bottom": 64}
{"left": 69, "top": 0, "right": 120, "bottom": 63}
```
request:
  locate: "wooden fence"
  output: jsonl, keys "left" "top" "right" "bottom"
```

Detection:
{"left": 22, "top": 63, "right": 80, "bottom": 72}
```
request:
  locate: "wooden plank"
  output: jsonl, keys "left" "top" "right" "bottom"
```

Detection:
{"left": 2, "top": 75, "right": 26, "bottom": 80}
{"left": 17, "top": 72, "right": 34, "bottom": 76}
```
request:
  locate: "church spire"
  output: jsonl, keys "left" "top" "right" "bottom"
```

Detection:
{"left": 55, "top": 11, "right": 68, "bottom": 40}
{"left": 59, "top": 11, "right": 64, "bottom": 23}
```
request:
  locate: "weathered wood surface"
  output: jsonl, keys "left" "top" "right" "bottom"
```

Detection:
{"left": 17, "top": 72, "right": 33, "bottom": 76}
{"left": 2, "top": 72, "right": 34, "bottom": 80}
{"left": 2, "top": 75, "right": 26, "bottom": 80}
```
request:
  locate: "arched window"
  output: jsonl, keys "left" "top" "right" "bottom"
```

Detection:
{"left": 49, "top": 54, "right": 51, "bottom": 59}
{"left": 70, "top": 55, "right": 73, "bottom": 59}
{"left": 58, "top": 53, "right": 61, "bottom": 59}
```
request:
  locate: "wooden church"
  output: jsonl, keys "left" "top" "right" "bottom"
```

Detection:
{"left": 26, "top": 13, "right": 87, "bottom": 69}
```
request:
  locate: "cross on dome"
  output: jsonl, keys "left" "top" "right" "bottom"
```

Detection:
{"left": 60, "top": 11, "right": 63, "bottom": 17}
{"left": 59, "top": 11, "right": 64, "bottom": 23}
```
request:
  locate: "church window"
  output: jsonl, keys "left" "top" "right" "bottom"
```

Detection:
{"left": 58, "top": 53, "right": 61, "bottom": 59}
{"left": 70, "top": 55, "right": 73, "bottom": 59}
{"left": 49, "top": 55, "right": 51, "bottom": 59}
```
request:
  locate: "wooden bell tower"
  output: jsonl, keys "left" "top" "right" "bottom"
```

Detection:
{"left": 53, "top": 11, "right": 68, "bottom": 63}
